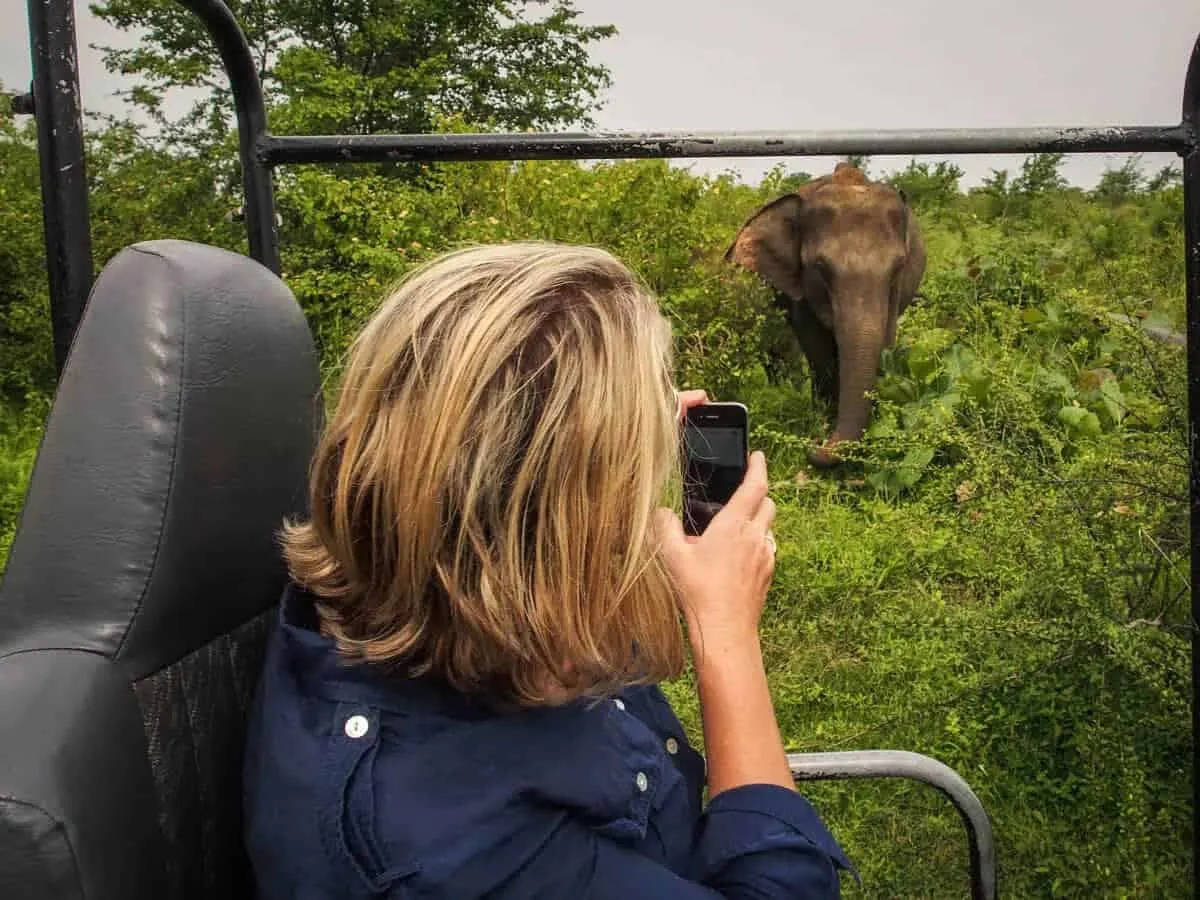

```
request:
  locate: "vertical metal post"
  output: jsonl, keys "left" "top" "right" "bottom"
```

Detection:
{"left": 1183, "top": 31, "right": 1200, "bottom": 899}
{"left": 27, "top": 0, "right": 94, "bottom": 377}
{"left": 178, "top": 0, "right": 280, "bottom": 274}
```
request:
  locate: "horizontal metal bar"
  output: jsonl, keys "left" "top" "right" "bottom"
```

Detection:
{"left": 261, "top": 124, "right": 1192, "bottom": 166}
{"left": 788, "top": 749, "right": 996, "bottom": 900}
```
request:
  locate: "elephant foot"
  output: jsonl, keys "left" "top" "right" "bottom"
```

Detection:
{"left": 807, "top": 440, "right": 844, "bottom": 469}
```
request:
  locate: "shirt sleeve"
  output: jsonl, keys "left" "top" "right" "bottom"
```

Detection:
{"left": 473, "top": 789, "right": 852, "bottom": 900}
{"left": 692, "top": 783, "right": 857, "bottom": 892}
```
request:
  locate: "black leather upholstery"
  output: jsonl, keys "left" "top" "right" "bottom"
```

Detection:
{"left": 0, "top": 240, "right": 322, "bottom": 900}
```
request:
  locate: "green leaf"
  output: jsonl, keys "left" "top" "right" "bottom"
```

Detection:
{"left": 1038, "top": 368, "right": 1076, "bottom": 402}
{"left": 866, "top": 415, "right": 899, "bottom": 439}
{"left": 941, "top": 343, "right": 976, "bottom": 378}
{"left": 962, "top": 371, "right": 994, "bottom": 403}
{"left": 906, "top": 327, "right": 955, "bottom": 381}
{"left": 1098, "top": 378, "right": 1126, "bottom": 426}
{"left": 1058, "top": 405, "right": 1103, "bottom": 437}
{"left": 876, "top": 376, "right": 920, "bottom": 405}
{"left": 895, "top": 445, "right": 936, "bottom": 486}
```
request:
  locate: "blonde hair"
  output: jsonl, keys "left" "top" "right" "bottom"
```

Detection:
{"left": 282, "top": 241, "right": 686, "bottom": 708}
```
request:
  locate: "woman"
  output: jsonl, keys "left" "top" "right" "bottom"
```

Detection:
{"left": 243, "top": 241, "right": 853, "bottom": 898}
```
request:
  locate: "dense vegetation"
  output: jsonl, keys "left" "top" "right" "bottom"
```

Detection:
{"left": 1, "top": 2, "right": 1192, "bottom": 894}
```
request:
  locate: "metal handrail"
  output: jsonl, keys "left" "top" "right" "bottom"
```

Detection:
{"left": 259, "top": 124, "right": 1189, "bottom": 166}
{"left": 788, "top": 750, "right": 997, "bottom": 900}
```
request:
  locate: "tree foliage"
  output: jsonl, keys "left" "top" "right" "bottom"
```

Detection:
{"left": 887, "top": 160, "right": 964, "bottom": 209}
{"left": 0, "top": 103, "right": 56, "bottom": 397}
{"left": 90, "top": 0, "right": 616, "bottom": 141}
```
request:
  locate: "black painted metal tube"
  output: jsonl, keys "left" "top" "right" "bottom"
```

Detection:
{"left": 260, "top": 124, "right": 1189, "bottom": 166}
{"left": 27, "top": 0, "right": 94, "bottom": 378}
{"left": 788, "top": 750, "right": 997, "bottom": 900}
{"left": 177, "top": 0, "right": 279, "bottom": 274}
{"left": 1180, "top": 31, "right": 1200, "bottom": 900}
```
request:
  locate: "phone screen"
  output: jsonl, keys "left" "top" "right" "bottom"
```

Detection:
{"left": 682, "top": 414, "right": 747, "bottom": 535}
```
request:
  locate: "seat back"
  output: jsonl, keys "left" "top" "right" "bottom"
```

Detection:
{"left": 0, "top": 240, "right": 322, "bottom": 900}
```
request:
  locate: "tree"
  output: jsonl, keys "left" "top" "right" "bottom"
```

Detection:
{"left": 778, "top": 170, "right": 812, "bottom": 193}
{"left": 886, "top": 160, "right": 964, "bottom": 209}
{"left": 1093, "top": 156, "right": 1144, "bottom": 206}
{"left": 90, "top": 0, "right": 617, "bottom": 143}
{"left": 1146, "top": 164, "right": 1182, "bottom": 193}
{"left": 0, "top": 100, "right": 56, "bottom": 397}
{"left": 968, "top": 167, "right": 1012, "bottom": 220}
{"left": 1013, "top": 152, "right": 1067, "bottom": 195}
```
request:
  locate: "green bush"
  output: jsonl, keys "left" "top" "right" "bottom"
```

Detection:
{"left": 0, "top": 126, "right": 1190, "bottom": 897}
{"left": 0, "top": 394, "right": 48, "bottom": 563}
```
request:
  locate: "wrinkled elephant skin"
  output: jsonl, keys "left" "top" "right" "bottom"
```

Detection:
{"left": 725, "top": 164, "right": 926, "bottom": 468}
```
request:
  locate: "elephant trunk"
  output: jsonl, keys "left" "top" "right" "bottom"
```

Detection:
{"left": 809, "top": 291, "right": 890, "bottom": 468}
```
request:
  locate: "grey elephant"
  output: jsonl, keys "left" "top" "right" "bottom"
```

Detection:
{"left": 725, "top": 163, "right": 926, "bottom": 467}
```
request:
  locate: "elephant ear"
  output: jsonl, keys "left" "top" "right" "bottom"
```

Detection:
{"left": 724, "top": 194, "right": 808, "bottom": 303}
{"left": 893, "top": 199, "right": 927, "bottom": 312}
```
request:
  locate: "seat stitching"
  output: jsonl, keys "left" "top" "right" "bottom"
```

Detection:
{"left": 114, "top": 247, "right": 189, "bottom": 660}
{"left": 0, "top": 797, "right": 88, "bottom": 900}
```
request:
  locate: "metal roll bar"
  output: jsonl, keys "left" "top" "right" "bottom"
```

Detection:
{"left": 789, "top": 750, "right": 997, "bottom": 900}
{"left": 21, "top": 0, "right": 94, "bottom": 376}
{"left": 260, "top": 124, "right": 1189, "bottom": 166}
{"left": 17, "top": 1, "right": 1200, "bottom": 897}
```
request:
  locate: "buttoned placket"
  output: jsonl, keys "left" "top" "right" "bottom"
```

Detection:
{"left": 610, "top": 695, "right": 694, "bottom": 817}
{"left": 318, "top": 702, "right": 417, "bottom": 892}
{"left": 612, "top": 696, "right": 683, "bottom": 765}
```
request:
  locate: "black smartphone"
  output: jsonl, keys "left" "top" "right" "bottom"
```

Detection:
{"left": 681, "top": 401, "right": 749, "bottom": 536}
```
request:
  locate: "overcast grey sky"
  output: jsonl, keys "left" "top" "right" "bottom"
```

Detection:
{"left": 3, "top": 0, "right": 1197, "bottom": 187}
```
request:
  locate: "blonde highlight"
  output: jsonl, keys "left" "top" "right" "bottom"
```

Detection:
{"left": 282, "top": 241, "right": 685, "bottom": 708}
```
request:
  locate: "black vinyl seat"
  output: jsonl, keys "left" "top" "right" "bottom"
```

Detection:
{"left": 0, "top": 240, "right": 322, "bottom": 900}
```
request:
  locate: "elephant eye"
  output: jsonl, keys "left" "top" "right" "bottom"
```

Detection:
{"left": 812, "top": 257, "right": 834, "bottom": 284}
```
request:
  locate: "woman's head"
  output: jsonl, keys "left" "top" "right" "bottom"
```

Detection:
{"left": 283, "top": 241, "right": 685, "bottom": 707}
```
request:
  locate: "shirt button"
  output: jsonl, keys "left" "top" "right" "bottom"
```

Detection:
{"left": 344, "top": 715, "right": 370, "bottom": 739}
{"left": 665, "top": 737, "right": 679, "bottom": 755}
{"left": 612, "top": 698, "right": 626, "bottom": 711}
{"left": 635, "top": 771, "right": 649, "bottom": 792}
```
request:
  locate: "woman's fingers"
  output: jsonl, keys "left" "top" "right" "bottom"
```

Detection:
{"left": 676, "top": 388, "right": 709, "bottom": 419}
{"left": 721, "top": 451, "right": 769, "bottom": 521}
{"left": 751, "top": 495, "right": 777, "bottom": 533}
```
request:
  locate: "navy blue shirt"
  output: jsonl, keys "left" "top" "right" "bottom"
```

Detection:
{"left": 243, "top": 585, "right": 854, "bottom": 898}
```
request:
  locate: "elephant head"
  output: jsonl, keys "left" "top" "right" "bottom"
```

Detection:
{"left": 725, "top": 163, "right": 926, "bottom": 467}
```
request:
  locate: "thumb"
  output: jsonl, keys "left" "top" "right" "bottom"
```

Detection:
{"left": 653, "top": 507, "right": 688, "bottom": 562}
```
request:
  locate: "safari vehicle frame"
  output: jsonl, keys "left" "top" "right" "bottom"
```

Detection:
{"left": 15, "top": 0, "right": 1200, "bottom": 897}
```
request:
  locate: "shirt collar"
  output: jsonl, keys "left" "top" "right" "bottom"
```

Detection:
{"left": 277, "top": 582, "right": 498, "bottom": 720}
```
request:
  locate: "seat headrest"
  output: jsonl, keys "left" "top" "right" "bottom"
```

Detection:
{"left": 0, "top": 240, "right": 322, "bottom": 679}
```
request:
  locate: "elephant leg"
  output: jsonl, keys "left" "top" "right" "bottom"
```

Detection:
{"left": 788, "top": 302, "right": 839, "bottom": 415}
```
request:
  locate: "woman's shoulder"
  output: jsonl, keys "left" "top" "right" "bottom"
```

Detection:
{"left": 244, "top": 585, "right": 701, "bottom": 897}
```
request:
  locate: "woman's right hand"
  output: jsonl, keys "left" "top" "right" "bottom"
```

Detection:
{"left": 655, "top": 451, "right": 777, "bottom": 656}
